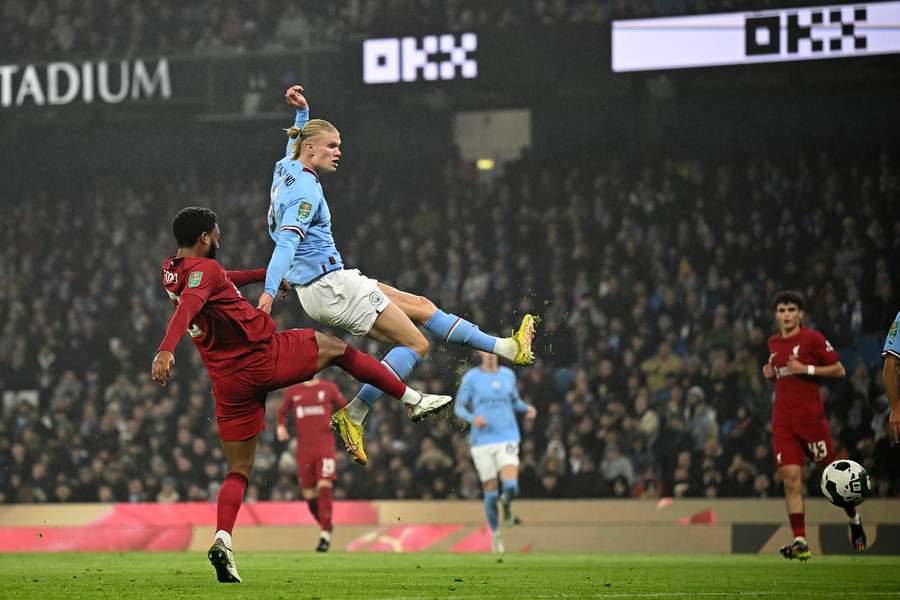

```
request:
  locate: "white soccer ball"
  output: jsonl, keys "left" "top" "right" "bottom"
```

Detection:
{"left": 820, "top": 459, "right": 872, "bottom": 507}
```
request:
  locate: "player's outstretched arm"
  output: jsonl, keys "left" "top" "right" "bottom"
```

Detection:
{"left": 152, "top": 294, "right": 204, "bottom": 385}
{"left": 883, "top": 354, "right": 900, "bottom": 443}
{"left": 258, "top": 230, "right": 302, "bottom": 314}
{"left": 284, "top": 85, "right": 309, "bottom": 158}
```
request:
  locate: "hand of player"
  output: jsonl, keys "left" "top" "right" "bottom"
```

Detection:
{"left": 285, "top": 85, "right": 308, "bottom": 110}
{"left": 787, "top": 358, "right": 808, "bottom": 375}
{"left": 257, "top": 292, "right": 274, "bottom": 314}
{"left": 473, "top": 415, "right": 487, "bottom": 428}
{"left": 276, "top": 424, "right": 290, "bottom": 442}
{"left": 151, "top": 351, "right": 175, "bottom": 385}
{"left": 890, "top": 410, "right": 900, "bottom": 444}
{"left": 525, "top": 405, "right": 537, "bottom": 420}
{"left": 762, "top": 353, "right": 776, "bottom": 380}
{"left": 278, "top": 280, "right": 293, "bottom": 300}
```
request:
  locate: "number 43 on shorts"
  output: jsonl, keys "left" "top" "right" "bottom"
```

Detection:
{"left": 807, "top": 440, "right": 827, "bottom": 460}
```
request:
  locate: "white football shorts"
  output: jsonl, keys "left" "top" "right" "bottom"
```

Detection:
{"left": 294, "top": 269, "right": 390, "bottom": 337}
{"left": 470, "top": 441, "right": 520, "bottom": 482}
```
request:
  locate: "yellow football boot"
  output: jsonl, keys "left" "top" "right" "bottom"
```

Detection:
{"left": 511, "top": 314, "right": 539, "bottom": 366}
{"left": 330, "top": 408, "right": 367, "bottom": 466}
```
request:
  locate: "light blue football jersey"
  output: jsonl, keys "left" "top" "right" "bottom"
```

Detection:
{"left": 883, "top": 310, "right": 900, "bottom": 359}
{"left": 454, "top": 366, "right": 529, "bottom": 447}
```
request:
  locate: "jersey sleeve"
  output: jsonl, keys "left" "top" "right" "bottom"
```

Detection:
{"left": 810, "top": 330, "right": 840, "bottom": 366}
{"left": 454, "top": 371, "right": 475, "bottom": 422}
{"left": 883, "top": 311, "right": 900, "bottom": 359}
{"left": 507, "top": 369, "right": 529, "bottom": 413}
{"left": 277, "top": 390, "right": 292, "bottom": 427}
{"left": 285, "top": 108, "right": 309, "bottom": 157}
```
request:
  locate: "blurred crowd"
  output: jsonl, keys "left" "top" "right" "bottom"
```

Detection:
{"left": 0, "top": 0, "right": 828, "bottom": 60}
{"left": 1, "top": 140, "right": 899, "bottom": 505}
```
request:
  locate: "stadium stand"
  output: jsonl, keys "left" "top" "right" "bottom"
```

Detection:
{"left": 1, "top": 145, "right": 898, "bottom": 504}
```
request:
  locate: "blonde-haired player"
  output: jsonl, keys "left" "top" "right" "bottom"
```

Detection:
{"left": 258, "top": 85, "right": 536, "bottom": 466}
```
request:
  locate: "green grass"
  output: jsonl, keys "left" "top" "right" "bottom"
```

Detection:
{"left": 0, "top": 553, "right": 898, "bottom": 599}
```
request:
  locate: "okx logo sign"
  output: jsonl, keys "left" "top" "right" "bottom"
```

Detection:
{"left": 746, "top": 6, "right": 868, "bottom": 56}
{"left": 363, "top": 33, "right": 477, "bottom": 84}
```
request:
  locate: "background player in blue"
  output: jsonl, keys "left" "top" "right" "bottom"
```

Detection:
{"left": 882, "top": 310, "right": 900, "bottom": 444}
{"left": 454, "top": 351, "right": 537, "bottom": 553}
{"left": 256, "top": 84, "right": 537, "bottom": 466}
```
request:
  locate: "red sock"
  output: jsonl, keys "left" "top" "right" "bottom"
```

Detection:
{"left": 216, "top": 472, "right": 248, "bottom": 535}
{"left": 335, "top": 345, "right": 405, "bottom": 400}
{"left": 788, "top": 512, "right": 805, "bottom": 539}
{"left": 317, "top": 487, "right": 333, "bottom": 533}
{"left": 306, "top": 498, "right": 320, "bottom": 524}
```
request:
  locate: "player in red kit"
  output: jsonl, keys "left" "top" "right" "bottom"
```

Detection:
{"left": 277, "top": 379, "right": 344, "bottom": 552}
{"left": 152, "top": 207, "right": 451, "bottom": 583}
{"left": 761, "top": 291, "right": 865, "bottom": 560}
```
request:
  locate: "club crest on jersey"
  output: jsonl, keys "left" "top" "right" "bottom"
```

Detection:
{"left": 890, "top": 321, "right": 898, "bottom": 341}
{"left": 298, "top": 201, "right": 313, "bottom": 220}
{"left": 188, "top": 271, "right": 203, "bottom": 288}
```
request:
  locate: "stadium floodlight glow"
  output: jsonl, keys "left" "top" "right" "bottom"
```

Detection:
{"left": 363, "top": 33, "right": 477, "bottom": 84}
{"left": 476, "top": 158, "right": 495, "bottom": 171}
{"left": 611, "top": 1, "right": 900, "bottom": 72}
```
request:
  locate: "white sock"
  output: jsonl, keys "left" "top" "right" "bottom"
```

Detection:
{"left": 850, "top": 513, "right": 861, "bottom": 526}
{"left": 320, "top": 530, "right": 332, "bottom": 542}
{"left": 345, "top": 397, "right": 370, "bottom": 424}
{"left": 793, "top": 536, "right": 807, "bottom": 544}
{"left": 401, "top": 387, "right": 422, "bottom": 406}
{"left": 215, "top": 530, "right": 233, "bottom": 548}
{"left": 493, "top": 337, "right": 518, "bottom": 362}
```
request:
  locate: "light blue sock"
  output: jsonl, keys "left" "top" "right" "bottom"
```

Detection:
{"left": 483, "top": 490, "right": 500, "bottom": 531}
{"left": 355, "top": 346, "right": 420, "bottom": 407}
{"left": 501, "top": 479, "right": 518, "bottom": 503}
{"left": 424, "top": 309, "right": 498, "bottom": 353}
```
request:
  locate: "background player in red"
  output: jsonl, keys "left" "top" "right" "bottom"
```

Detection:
{"left": 151, "top": 207, "right": 450, "bottom": 583}
{"left": 277, "top": 378, "right": 345, "bottom": 552}
{"left": 761, "top": 291, "right": 865, "bottom": 560}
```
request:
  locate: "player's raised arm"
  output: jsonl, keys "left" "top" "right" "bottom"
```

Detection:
{"left": 228, "top": 268, "right": 266, "bottom": 287}
{"left": 284, "top": 85, "right": 309, "bottom": 158}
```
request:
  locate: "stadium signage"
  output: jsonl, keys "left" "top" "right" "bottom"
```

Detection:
{"left": 612, "top": 1, "right": 900, "bottom": 72}
{"left": 0, "top": 58, "right": 171, "bottom": 108}
{"left": 363, "top": 33, "right": 477, "bottom": 84}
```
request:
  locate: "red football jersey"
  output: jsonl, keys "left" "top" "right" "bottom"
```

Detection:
{"left": 277, "top": 380, "right": 346, "bottom": 455}
{"left": 768, "top": 327, "right": 840, "bottom": 422}
{"left": 160, "top": 256, "right": 275, "bottom": 378}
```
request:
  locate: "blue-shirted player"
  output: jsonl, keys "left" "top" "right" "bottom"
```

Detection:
{"left": 257, "top": 85, "right": 537, "bottom": 466}
{"left": 455, "top": 351, "right": 537, "bottom": 553}
{"left": 882, "top": 310, "right": 900, "bottom": 444}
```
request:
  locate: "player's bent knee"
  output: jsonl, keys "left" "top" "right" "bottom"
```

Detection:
{"left": 314, "top": 332, "right": 347, "bottom": 363}
{"left": 316, "top": 479, "right": 333, "bottom": 490}
{"left": 410, "top": 333, "right": 430, "bottom": 358}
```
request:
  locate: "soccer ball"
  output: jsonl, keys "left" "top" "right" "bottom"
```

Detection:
{"left": 820, "top": 459, "right": 872, "bottom": 507}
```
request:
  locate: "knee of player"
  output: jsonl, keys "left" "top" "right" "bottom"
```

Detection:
{"left": 410, "top": 333, "right": 430, "bottom": 358}
{"left": 228, "top": 462, "right": 254, "bottom": 478}
{"left": 315, "top": 332, "right": 347, "bottom": 362}
{"left": 316, "top": 480, "right": 333, "bottom": 491}
{"left": 417, "top": 295, "right": 437, "bottom": 319}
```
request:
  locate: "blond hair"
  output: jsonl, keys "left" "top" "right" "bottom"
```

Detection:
{"left": 286, "top": 119, "right": 339, "bottom": 161}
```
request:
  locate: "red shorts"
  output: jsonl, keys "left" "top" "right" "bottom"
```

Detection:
{"left": 297, "top": 451, "right": 337, "bottom": 489}
{"left": 771, "top": 416, "right": 834, "bottom": 469}
{"left": 212, "top": 329, "right": 319, "bottom": 442}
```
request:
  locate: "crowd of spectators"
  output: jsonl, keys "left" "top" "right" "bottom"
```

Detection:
{"left": 1, "top": 139, "right": 898, "bottom": 506}
{"left": 0, "top": 0, "right": 834, "bottom": 61}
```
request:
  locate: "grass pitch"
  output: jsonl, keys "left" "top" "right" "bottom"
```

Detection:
{"left": 0, "top": 552, "right": 898, "bottom": 599}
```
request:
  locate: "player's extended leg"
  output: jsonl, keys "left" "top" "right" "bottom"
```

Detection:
{"left": 778, "top": 464, "right": 811, "bottom": 561}
{"left": 499, "top": 464, "right": 522, "bottom": 528}
{"left": 377, "top": 282, "right": 537, "bottom": 366}
{"left": 314, "top": 331, "right": 450, "bottom": 464}
{"left": 209, "top": 434, "right": 258, "bottom": 583}
{"left": 315, "top": 479, "right": 334, "bottom": 552}
{"left": 482, "top": 477, "right": 504, "bottom": 553}
{"left": 301, "top": 486, "right": 320, "bottom": 529}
